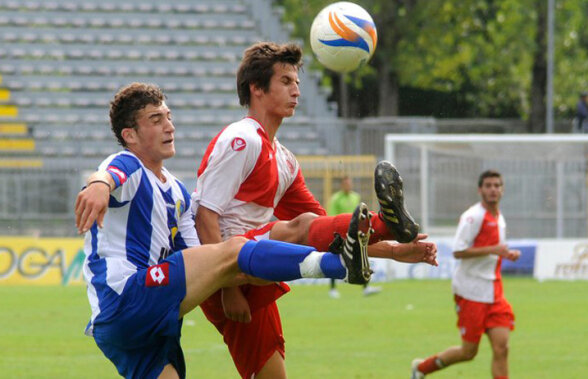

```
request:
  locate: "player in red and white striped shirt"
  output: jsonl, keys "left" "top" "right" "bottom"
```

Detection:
{"left": 193, "top": 42, "right": 431, "bottom": 379}
{"left": 412, "top": 170, "right": 521, "bottom": 379}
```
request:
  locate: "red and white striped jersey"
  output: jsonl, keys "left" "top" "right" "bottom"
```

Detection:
{"left": 452, "top": 202, "right": 507, "bottom": 303}
{"left": 192, "top": 117, "right": 325, "bottom": 238}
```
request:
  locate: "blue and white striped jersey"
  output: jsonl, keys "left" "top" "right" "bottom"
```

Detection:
{"left": 83, "top": 150, "right": 199, "bottom": 336}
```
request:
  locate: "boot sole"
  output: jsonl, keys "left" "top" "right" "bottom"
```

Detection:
{"left": 375, "top": 161, "right": 419, "bottom": 243}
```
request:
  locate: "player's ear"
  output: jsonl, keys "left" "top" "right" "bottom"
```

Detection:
{"left": 250, "top": 83, "right": 263, "bottom": 98}
{"left": 121, "top": 127, "right": 137, "bottom": 146}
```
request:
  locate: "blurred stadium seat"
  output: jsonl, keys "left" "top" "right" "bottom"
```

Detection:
{"left": 0, "top": 0, "right": 335, "bottom": 235}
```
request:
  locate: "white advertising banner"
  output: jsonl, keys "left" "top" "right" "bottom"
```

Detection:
{"left": 534, "top": 239, "right": 588, "bottom": 281}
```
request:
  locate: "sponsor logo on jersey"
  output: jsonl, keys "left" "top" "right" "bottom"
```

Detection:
{"left": 145, "top": 262, "right": 170, "bottom": 287}
{"left": 107, "top": 166, "right": 127, "bottom": 184}
{"left": 231, "top": 137, "right": 246, "bottom": 151}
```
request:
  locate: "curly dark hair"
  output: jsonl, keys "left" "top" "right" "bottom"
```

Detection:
{"left": 109, "top": 82, "right": 165, "bottom": 147}
{"left": 236, "top": 42, "right": 303, "bottom": 107}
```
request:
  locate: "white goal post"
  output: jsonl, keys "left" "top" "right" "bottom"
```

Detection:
{"left": 384, "top": 134, "right": 588, "bottom": 238}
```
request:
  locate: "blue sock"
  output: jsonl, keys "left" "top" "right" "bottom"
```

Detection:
{"left": 238, "top": 240, "right": 346, "bottom": 281}
{"left": 319, "top": 253, "right": 346, "bottom": 279}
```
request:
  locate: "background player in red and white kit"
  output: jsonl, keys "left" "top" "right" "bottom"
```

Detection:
{"left": 411, "top": 170, "right": 521, "bottom": 379}
{"left": 192, "top": 41, "right": 429, "bottom": 379}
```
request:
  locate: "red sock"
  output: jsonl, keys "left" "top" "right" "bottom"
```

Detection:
{"left": 418, "top": 355, "right": 443, "bottom": 374}
{"left": 494, "top": 376, "right": 508, "bottom": 379}
{"left": 307, "top": 212, "right": 396, "bottom": 252}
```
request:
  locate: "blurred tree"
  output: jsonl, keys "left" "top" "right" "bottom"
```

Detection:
{"left": 529, "top": 0, "right": 547, "bottom": 132}
{"left": 277, "top": 0, "right": 588, "bottom": 126}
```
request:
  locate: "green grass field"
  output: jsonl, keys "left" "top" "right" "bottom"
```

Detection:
{"left": 1, "top": 278, "right": 587, "bottom": 378}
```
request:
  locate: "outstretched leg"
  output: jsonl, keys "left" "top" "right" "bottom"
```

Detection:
{"left": 304, "top": 161, "right": 420, "bottom": 251}
{"left": 239, "top": 203, "right": 372, "bottom": 285}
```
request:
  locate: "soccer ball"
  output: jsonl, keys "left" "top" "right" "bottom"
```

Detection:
{"left": 309, "top": 2, "right": 377, "bottom": 73}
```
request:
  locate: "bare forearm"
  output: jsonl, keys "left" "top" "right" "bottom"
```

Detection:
{"left": 195, "top": 207, "right": 223, "bottom": 244}
{"left": 86, "top": 171, "right": 115, "bottom": 191}
{"left": 454, "top": 245, "right": 498, "bottom": 259}
{"left": 367, "top": 240, "right": 398, "bottom": 259}
{"left": 195, "top": 207, "right": 244, "bottom": 295}
{"left": 367, "top": 238, "right": 438, "bottom": 266}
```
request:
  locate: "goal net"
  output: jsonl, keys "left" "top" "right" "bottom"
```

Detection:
{"left": 384, "top": 134, "right": 588, "bottom": 238}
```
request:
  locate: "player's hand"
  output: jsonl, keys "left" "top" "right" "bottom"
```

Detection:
{"left": 75, "top": 183, "right": 110, "bottom": 234}
{"left": 505, "top": 249, "right": 521, "bottom": 261}
{"left": 493, "top": 244, "right": 510, "bottom": 257}
{"left": 394, "top": 234, "right": 438, "bottom": 266}
{"left": 368, "top": 234, "right": 438, "bottom": 266}
{"left": 221, "top": 287, "right": 251, "bottom": 323}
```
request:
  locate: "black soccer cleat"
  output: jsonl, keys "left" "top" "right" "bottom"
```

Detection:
{"left": 374, "top": 161, "right": 419, "bottom": 243}
{"left": 328, "top": 202, "right": 373, "bottom": 284}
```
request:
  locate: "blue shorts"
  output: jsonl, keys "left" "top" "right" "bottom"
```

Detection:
{"left": 92, "top": 252, "right": 187, "bottom": 379}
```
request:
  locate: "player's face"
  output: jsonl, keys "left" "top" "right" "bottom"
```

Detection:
{"left": 478, "top": 177, "right": 503, "bottom": 205}
{"left": 126, "top": 102, "right": 175, "bottom": 166}
{"left": 260, "top": 63, "right": 300, "bottom": 118}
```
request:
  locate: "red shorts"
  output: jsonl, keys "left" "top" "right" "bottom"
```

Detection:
{"left": 454, "top": 295, "right": 515, "bottom": 343}
{"left": 200, "top": 221, "right": 288, "bottom": 378}
{"left": 200, "top": 284, "right": 290, "bottom": 378}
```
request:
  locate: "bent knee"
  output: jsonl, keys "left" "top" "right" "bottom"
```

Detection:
{"left": 225, "top": 236, "right": 249, "bottom": 253}
{"left": 289, "top": 212, "right": 318, "bottom": 230}
{"left": 462, "top": 346, "right": 479, "bottom": 361}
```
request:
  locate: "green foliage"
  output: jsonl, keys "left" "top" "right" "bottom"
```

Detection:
{"left": 277, "top": 0, "right": 588, "bottom": 119}
{"left": 1, "top": 279, "right": 587, "bottom": 378}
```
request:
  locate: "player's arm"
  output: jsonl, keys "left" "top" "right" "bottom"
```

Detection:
{"left": 195, "top": 205, "right": 252, "bottom": 323}
{"left": 195, "top": 205, "right": 223, "bottom": 245}
{"left": 454, "top": 244, "right": 521, "bottom": 260}
{"left": 367, "top": 234, "right": 438, "bottom": 266}
{"left": 454, "top": 245, "right": 503, "bottom": 259}
{"left": 75, "top": 171, "right": 115, "bottom": 234}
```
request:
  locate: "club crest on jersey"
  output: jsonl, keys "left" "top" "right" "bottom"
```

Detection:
{"left": 231, "top": 137, "right": 246, "bottom": 151}
{"left": 170, "top": 199, "right": 185, "bottom": 245}
{"left": 146, "top": 263, "right": 170, "bottom": 287}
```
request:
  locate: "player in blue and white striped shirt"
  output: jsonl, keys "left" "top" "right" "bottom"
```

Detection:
{"left": 75, "top": 82, "right": 372, "bottom": 379}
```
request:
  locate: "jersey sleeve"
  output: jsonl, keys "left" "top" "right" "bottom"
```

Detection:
{"left": 97, "top": 152, "right": 142, "bottom": 203}
{"left": 194, "top": 127, "right": 262, "bottom": 214}
{"left": 453, "top": 206, "right": 483, "bottom": 252}
{"left": 274, "top": 168, "right": 326, "bottom": 220}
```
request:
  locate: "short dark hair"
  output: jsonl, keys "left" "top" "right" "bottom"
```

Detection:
{"left": 478, "top": 169, "right": 502, "bottom": 187}
{"left": 236, "top": 42, "right": 303, "bottom": 107}
{"left": 109, "top": 82, "right": 165, "bottom": 147}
